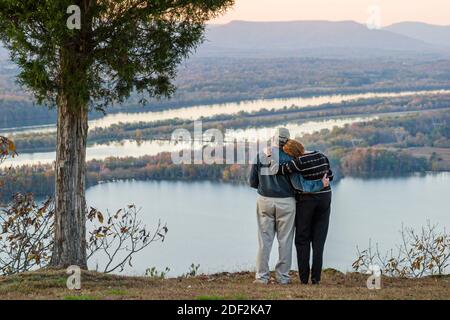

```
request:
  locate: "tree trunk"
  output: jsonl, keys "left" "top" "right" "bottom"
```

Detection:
{"left": 50, "top": 95, "right": 88, "bottom": 269}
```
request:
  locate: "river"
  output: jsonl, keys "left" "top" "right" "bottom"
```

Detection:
{"left": 85, "top": 173, "right": 450, "bottom": 276}
{"left": 1, "top": 89, "right": 448, "bottom": 135}
{"left": 3, "top": 88, "right": 447, "bottom": 167}
{"left": 1, "top": 116, "right": 376, "bottom": 167}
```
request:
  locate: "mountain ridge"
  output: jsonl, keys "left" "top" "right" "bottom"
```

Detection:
{"left": 1, "top": 20, "right": 449, "bottom": 60}
{"left": 385, "top": 21, "right": 450, "bottom": 48}
{"left": 198, "top": 20, "right": 449, "bottom": 58}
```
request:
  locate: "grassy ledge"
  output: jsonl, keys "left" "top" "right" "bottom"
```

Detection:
{"left": 0, "top": 269, "right": 448, "bottom": 300}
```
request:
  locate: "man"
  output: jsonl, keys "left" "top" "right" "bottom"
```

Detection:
{"left": 277, "top": 149, "right": 333, "bottom": 285}
{"left": 248, "top": 128, "right": 326, "bottom": 284}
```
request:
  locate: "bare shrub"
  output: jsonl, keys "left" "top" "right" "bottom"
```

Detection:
{"left": 0, "top": 194, "right": 167, "bottom": 275}
{"left": 353, "top": 222, "right": 449, "bottom": 278}
{"left": 87, "top": 205, "right": 168, "bottom": 273}
{"left": 0, "top": 194, "right": 53, "bottom": 275}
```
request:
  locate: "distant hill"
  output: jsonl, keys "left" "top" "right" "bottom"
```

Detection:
{"left": 385, "top": 22, "right": 450, "bottom": 49}
{"left": 198, "top": 20, "right": 449, "bottom": 58}
{"left": 1, "top": 21, "right": 449, "bottom": 60}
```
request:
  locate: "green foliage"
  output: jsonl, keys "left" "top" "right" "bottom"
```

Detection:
{"left": 183, "top": 263, "right": 200, "bottom": 278}
{"left": 145, "top": 266, "right": 170, "bottom": 279}
{"left": 0, "top": 0, "right": 234, "bottom": 109}
{"left": 0, "top": 0, "right": 233, "bottom": 266}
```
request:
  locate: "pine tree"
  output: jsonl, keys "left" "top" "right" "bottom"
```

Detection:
{"left": 0, "top": 0, "right": 233, "bottom": 268}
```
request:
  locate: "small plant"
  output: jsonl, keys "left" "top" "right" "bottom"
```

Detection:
{"left": 145, "top": 266, "right": 170, "bottom": 279}
{"left": 353, "top": 222, "right": 449, "bottom": 278}
{"left": 183, "top": 263, "right": 201, "bottom": 278}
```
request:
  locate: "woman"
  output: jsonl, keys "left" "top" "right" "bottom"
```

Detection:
{"left": 280, "top": 139, "right": 333, "bottom": 285}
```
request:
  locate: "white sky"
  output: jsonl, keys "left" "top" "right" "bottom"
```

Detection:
{"left": 212, "top": 0, "right": 450, "bottom": 26}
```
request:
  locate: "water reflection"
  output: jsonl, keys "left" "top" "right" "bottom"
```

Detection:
{"left": 2, "top": 89, "right": 447, "bottom": 135}
{"left": 85, "top": 173, "right": 450, "bottom": 276}
{"left": 2, "top": 116, "right": 375, "bottom": 167}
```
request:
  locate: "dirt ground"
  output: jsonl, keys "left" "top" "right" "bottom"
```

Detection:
{"left": 0, "top": 269, "right": 448, "bottom": 300}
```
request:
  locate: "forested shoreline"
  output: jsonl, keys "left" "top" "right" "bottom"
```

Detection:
{"left": 0, "top": 148, "right": 430, "bottom": 204}
{"left": 10, "top": 93, "right": 450, "bottom": 153}
{"left": 3, "top": 110, "right": 449, "bottom": 203}
{"left": 2, "top": 56, "right": 450, "bottom": 129}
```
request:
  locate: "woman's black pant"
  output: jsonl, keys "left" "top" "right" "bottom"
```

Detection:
{"left": 295, "top": 191, "right": 332, "bottom": 284}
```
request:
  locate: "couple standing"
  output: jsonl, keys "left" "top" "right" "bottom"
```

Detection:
{"left": 249, "top": 128, "right": 333, "bottom": 285}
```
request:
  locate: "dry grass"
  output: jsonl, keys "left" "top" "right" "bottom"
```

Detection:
{"left": 0, "top": 269, "right": 448, "bottom": 300}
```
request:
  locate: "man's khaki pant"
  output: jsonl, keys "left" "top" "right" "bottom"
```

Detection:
{"left": 255, "top": 195, "right": 296, "bottom": 284}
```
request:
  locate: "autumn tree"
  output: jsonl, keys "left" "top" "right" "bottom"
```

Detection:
{"left": 0, "top": 136, "right": 15, "bottom": 165}
{"left": 0, "top": 0, "right": 233, "bottom": 268}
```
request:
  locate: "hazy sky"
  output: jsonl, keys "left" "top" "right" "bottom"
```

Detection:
{"left": 213, "top": 0, "right": 450, "bottom": 26}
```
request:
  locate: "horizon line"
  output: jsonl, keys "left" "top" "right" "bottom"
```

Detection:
{"left": 208, "top": 19, "right": 450, "bottom": 28}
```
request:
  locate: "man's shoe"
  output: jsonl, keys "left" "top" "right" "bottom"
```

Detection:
{"left": 253, "top": 279, "right": 269, "bottom": 285}
{"left": 311, "top": 280, "right": 320, "bottom": 285}
{"left": 277, "top": 279, "right": 292, "bottom": 285}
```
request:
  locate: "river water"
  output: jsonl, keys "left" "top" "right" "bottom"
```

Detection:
{"left": 2, "top": 116, "right": 376, "bottom": 167}
{"left": 2, "top": 89, "right": 448, "bottom": 135}
{"left": 85, "top": 173, "right": 450, "bottom": 276}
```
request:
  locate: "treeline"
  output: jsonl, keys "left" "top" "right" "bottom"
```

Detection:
{"left": 339, "top": 148, "right": 429, "bottom": 177}
{"left": 0, "top": 148, "right": 429, "bottom": 203}
{"left": 0, "top": 153, "right": 246, "bottom": 202}
{"left": 300, "top": 110, "right": 449, "bottom": 176}
{"left": 11, "top": 93, "right": 450, "bottom": 153}
{"left": 3, "top": 56, "right": 450, "bottom": 128}
{"left": 3, "top": 110, "right": 449, "bottom": 202}
{"left": 299, "top": 110, "right": 450, "bottom": 151}
{"left": 0, "top": 99, "right": 55, "bottom": 129}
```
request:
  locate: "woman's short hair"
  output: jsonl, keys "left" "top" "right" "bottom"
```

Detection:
{"left": 282, "top": 139, "right": 305, "bottom": 158}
